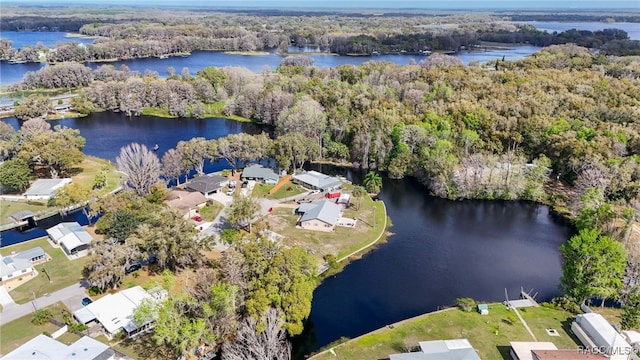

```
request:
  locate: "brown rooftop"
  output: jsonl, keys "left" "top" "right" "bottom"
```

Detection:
{"left": 532, "top": 349, "right": 607, "bottom": 360}
{"left": 165, "top": 190, "right": 207, "bottom": 214}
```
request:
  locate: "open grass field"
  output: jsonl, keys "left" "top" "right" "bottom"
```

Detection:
{"left": 0, "top": 237, "right": 90, "bottom": 304}
{"left": 309, "top": 304, "right": 581, "bottom": 360}
{"left": 0, "top": 302, "right": 68, "bottom": 354}
{"left": 260, "top": 192, "right": 387, "bottom": 260}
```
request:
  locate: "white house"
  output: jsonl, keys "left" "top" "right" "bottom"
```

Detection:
{"left": 2, "top": 334, "right": 123, "bottom": 360}
{"left": 0, "top": 247, "right": 47, "bottom": 288}
{"left": 389, "top": 339, "right": 481, "bottom": 360}
{"left": 572, "top": 312, "right": 633, "bottom": 360}
{"left": 73, "top": 286, "right": 167, "bottom": 339}
{"left": 292, "top": 171, "right": 341, "bottom": 191}
{"left": 23, "top": 178, "right": 72, "bottom": 200}
{"left": 296, "top": 200, "right": 343, "bottom": 232}
{"left": 46, "top": 222, "right": 93, "bottom": 256}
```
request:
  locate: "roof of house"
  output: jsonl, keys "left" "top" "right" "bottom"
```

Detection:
{"left": 531, "top": 350, "right": 607, "bottom": 359}
{"left": 293, "top": 171, "right": 341, "bottom": 190}
{"left": 299, "top": 200, "right": 342, "bottom": 226}
{"left": 23, "top": 178, "right": 72, "bottom": 197}
{"left": 0, "top": 254, "right": 32, "bottom": 278}
{"left": 186, "top": 175, "right": 227, "bottom": 194}
{"left": 241, "top": 164, "right": 279, "bottom": 180}
{"left": 389, "top": 339, "right": 481, "bottom": 360}
{"left": 576, "top": 312, "right": 631, "bottom": 351}
{"left": 165, "top": 190, "right": 208, "bottom": 213}
{"left": 1, "top": 334, "right": 111, "bottom": 360}
{"left": 12, "top": 246, "right": 46, "bottom": 262}
{"left": 10, "top": 210, "right": 36, "bottom": 221}
{"left": 74, "top": 286, "right": 164, "bottom": 335}
{"left": 510, "top": 341, "right": 558, "bottom": 360}
{"left": 46, "top": 222, "right": 93, "bottom": 252}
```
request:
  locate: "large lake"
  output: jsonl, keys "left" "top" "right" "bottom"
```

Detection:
{"left": 0, "top": 114, "right": 573, "bottom": 354}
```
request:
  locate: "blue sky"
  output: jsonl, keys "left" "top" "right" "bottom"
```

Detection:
{"left": 4, "top": 0, "right": 639, "bottom": 9}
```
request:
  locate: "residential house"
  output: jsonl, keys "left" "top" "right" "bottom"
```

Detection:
{"left": 241, "top": 164, "right": 279, "bottom": 184}
{"left": 165, "top": 190, "right": 208, "bottom": 218}
{"left": 531, "top": 350, "right": 606, "bottom": 359}
{"left": 186, "top": 174, "right": 228, "bottom": 196}
{"left": 23, "top": 178, "right": 72, "bottom": 200}
{"left": 292, "top": 171, "right": 341, "bottom": 191}
{"left": 510, "top": 341, "right": 558, "bottom": 360}
{"left": 46, "top": 222, "right": 93, "bottom": 256}
{"left": 389, "top": 339, "right": 481, "bottom": 360}
{"left": 2, "top": 334, "right": 127, "bottom": 360}
{"left": 0, "top": 247, "right": 48, "bottom": 288}
{"left": 572, "top": 312, "right": 633, "bottom": 360}
{"left": 73, "top": 286, "right": 168, "bottom": 339}
{"left": 296, "top": 200, "right": 342, "bottom": 232}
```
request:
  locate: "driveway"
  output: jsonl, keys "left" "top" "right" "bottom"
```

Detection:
{"left": 0, "top": 286, "right": 15, "bottom": 308}
{"left": 0, "top": 281, "right": 89, "bottom": 326}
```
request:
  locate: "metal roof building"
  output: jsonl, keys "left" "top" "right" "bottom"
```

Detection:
{"left": 572, "top": 312, "right": 632, "bottom": 360}
{"left": 23, "top": 178, "right": 72, "bottom": 199}
{"left": 389, "top": 339, "right": 481, "bottom": 360}
{"left": 292, "top": 171, "right": 342, "bottom": 191}
{"left": 297, "top": 200, "right": 343, "bottom": 232}
{"left": 2, "top": 334, "right": 118, "bottom": 360}
{"left": 46, "top": 222, "right": 93, "bottom": 255}
{"left": 241, "top": 164, "right": 279, "bottom": 184}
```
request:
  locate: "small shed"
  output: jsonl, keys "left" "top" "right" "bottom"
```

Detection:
{"left": 477, "top": 304, "right": 489, "bottom": 315}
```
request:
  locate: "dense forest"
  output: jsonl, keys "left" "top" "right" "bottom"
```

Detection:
{"left": 2, "top": 6, "right": 640, "bottom": 64}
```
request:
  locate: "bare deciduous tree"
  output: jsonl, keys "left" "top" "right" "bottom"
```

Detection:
{"left": 20, "top": 118, "right": 52, "bottom": 133}
{"left": 162, "top": 147, "right": 186, "bottom": 185}
{"left": 116, "top": 143, "right": 161, "bottom": 196}
{"left": 221, "top": 308, "right": 291, "bottom": 360}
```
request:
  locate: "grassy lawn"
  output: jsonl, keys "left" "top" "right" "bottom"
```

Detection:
{"left": 0, "top": 302, "right": 68, "bottom": 354}
{"left": 0, "top": 237, "right": 90, "bottom": 304}
{"left": 0, "top": 156, "right": 122, "bottom": 227}
{"left": 260, "top": 192, "right": 387, "bottom": 261}
{"left": 203, "top": 101, "right": 252, "bottom": 122}
{"left": 57, "top": 331, "right": 82, "bottom": 345}
{"left": 310, "top": 304, "right": 580, "bottom": 360}
{"left": 198, "top": 200, "right": 224, "bottom": 222}
{"left": 252, "top": 183, "right": 307, "bottom": 200}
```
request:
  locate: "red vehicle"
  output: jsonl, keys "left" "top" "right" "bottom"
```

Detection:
{"left": 192, "top": 215, "right": 203, "bottom": 222}
{"left": 326, "top": 191, "right": 340, "bottom": 199}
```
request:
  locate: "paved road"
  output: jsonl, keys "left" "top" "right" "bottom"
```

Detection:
{"left": 0, "top": 281, "right": 88, "bottom": 326}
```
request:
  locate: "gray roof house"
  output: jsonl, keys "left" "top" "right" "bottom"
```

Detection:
{"left": 389, "top": 339, "right": 481, "bottom": 360}
{"left": 241, "top": 164, "right": 279, "bottom": 184}
{"left": 1, "top": 254, "right": 34, "bottom": 283}
{"left": 297, "top": 200, "right": 343, "bottom": 232}
{"left": 292, "top": 171, "right": 341, "bottom": 191}
{"left": 2, "top": 334, "right": 120, "bottom": 360}
{"left": 186, "top": 174, "right": 228, "bottom": 196}
{"left": 23, "top": 178, "right": 72, "bottom": 199}
{"left": 46, "top": 222, "right": 93, "bottom": 256}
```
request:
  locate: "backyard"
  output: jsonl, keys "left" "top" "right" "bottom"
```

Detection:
{"left": 259, "top": 191, "right": 387, "bottom": 261}
{"left": 309, "top": 304, "right": 581, "bottom": 360}
{"left": 252, "top": 182, "right": 307, "bottom": 200}
{"left": 0, "top": 236, "right": 90, "bottom": 304}
{"left": 0, "top": 302, "right": 72, "bottom": 354}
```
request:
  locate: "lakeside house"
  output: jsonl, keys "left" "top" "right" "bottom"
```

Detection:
{"left": 297, "top": 200, "right": 343, "bottom": 232}
{"left": 510, "top": 341, "right": 558, "bottom": 360}
{"left": 165, "top": 189, "right": 208, "bottom": 218}
{"left": 185, "top": 174, "right": 229, "bottom": 196}
{"left": 0, "top": 246, "right": 48, "bottom": 289}
{"left": 73, "top": 285, "right": 167, "bottom": 339}
{"left": 46, "top": 222, "right": 93, "bottom": 256}
{"left": 292, "top": 171, "right": 342, "bottom": 192}
{"left": 572, "top": 312, "right": 632, "bottom": 360}
{"left": 23, "top": 178, "right": 72, "bottom": 200}
{"left": 2, "top": 334, "right": 127, "bottom": 360}
{"left": 389, "top": 339, "right": 481, "bottom": 360}
{"left": 241, "top": 164, "right": 279, "bottom": 184}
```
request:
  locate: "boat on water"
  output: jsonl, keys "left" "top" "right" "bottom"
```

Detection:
{"left": 153, "top": 144, "right": 159, "bottom": 151}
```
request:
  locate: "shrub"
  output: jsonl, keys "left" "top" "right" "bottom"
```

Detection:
{"left": 32, "top": 308, "right": 52, "bottom": 325}
{"left": 456, "top": 297, "right": 476, "bottom": 312}
{"left": 221, "top": 169, "right": 231, "bottom": 177}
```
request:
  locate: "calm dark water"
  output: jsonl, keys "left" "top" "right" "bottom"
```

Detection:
{"left": 297, "top": 176, "right": 572, "bottom": 353}
{"left": 0, "top": 31, "right": 95, "bottom": 49}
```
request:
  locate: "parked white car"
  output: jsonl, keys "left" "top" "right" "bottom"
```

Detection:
{"left": 226, "top": 188, "right": 236, "bottom": 196}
